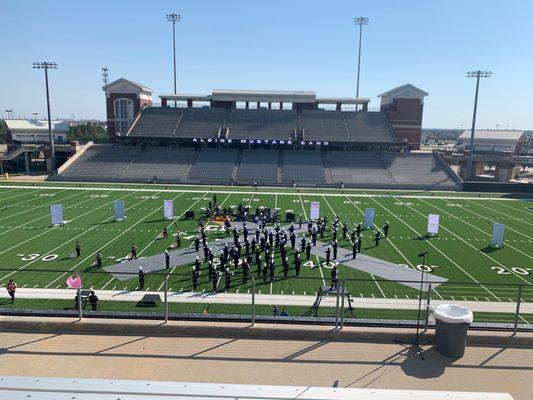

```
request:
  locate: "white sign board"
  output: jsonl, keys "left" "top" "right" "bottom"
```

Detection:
{"left": 427, "top": 214, "right": 440, "bottom": 235}
{"left": 310, "top": 201, "right": 320, "bottom": 220}
{"left": 364, "top": 208, "right": 375, "bottom": 229}
{"left": 114, "top": 200, "right": 125, "bottom": 221}
{"left": 50, "top": 204, "right": 63, "bottom": 225}
{"left": 164, "top": 200, "right": 174, "bottom": 220}
{"left": 491, "top": 223, "right": 505, "bottom": 247}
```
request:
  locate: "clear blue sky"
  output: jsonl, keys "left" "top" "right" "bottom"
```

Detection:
{"left": 1, "top": 0, "right": 532, "bottom": 129}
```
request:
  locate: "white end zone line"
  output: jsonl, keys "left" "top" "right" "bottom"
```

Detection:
{"left": 0, "top": 184, "right": 530, "bottom": 201}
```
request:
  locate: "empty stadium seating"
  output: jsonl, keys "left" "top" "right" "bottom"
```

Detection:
{"left": 301, "top": 110, "right": 349, "bottom": 141}
{"left": 283, "top": 150, "right": 326, "bottom": 182}
{"left": 55, "top": 145, "right": 196, "bottom": 182}
{"left": 121, "top": 147, "right": 196, "bottom": 180}
{"left": 343, "top": 112, "right": 396, "bottom": 141}
{"left": 188, "top": 148, "right": 238, "bottom": 180}
{"left": 128, "top": 108, "right": 181, "bottom": 138}
{"left": 227, "top": 109, "right": 297, "bottom": 140}
{"left": 385, "top": 153, "right": 454, "bottom": 185}
{"left": 327, "top": 152, "right": 393, "bottom": 184}
{"left": 128, "top": 107, "right": 225, "bottom": 138}
{"left": 236, "top": 149, "right": 279, "bottom": 182}
{"left": 56, "top": 144, "right": 458, "bottom": 189}
{"left": 327, "top": 151, "right": 457, "bottom": 188}
{"left": 173, "top": 108, "right": 225, "bottom": 138}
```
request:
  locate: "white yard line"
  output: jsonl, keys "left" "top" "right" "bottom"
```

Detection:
{"left": 40, "top": 191, "right": 168, "bottom": 288}
{"left": 0, "top": 190, "right": 127, "bottom": 257}
{"left": 418, "top": 198, "right": 533, "bottom": 262}
{"left": 94, "top": 192, "right": 193, "bottom": 289}
{"left": 368, "top": 195, "right": 502, "bottom": 301}
{"left": 138, "top": 192, "right": 209, "bottom": 257}
{"left": 465, "top": 199, "right": 533, "bottom": 236}
{"left": 0, "top": 189, "right": 115, "bottom": 238}
{"left": 485, "top": 199, "right": 533, "bottom": 221}
{"left": 0, "top": 184, "right": 529, "bottom": 201}
{"left": 0, "top": 188, "right": 34, "bottom": 203}
{"left": 344, "top": 195, "right": 416, "bottom": 269}
{"left": 0, "top": 189, "right": 85, "bottom": 223}
{"left": 322, "top": 195, "right": 389, "bottom": 296}
{"left": 403, "top": 201, "right": 531, "bottom": 285}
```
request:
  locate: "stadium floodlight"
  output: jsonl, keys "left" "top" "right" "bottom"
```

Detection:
{"left": 5, "top": 109, "right": 13, "bottom": 119}
{"left": 166, "top": 12, "right": 181, "bottom": 106}
{"left": 33, "top": 61, "right": 58, "bottom": 174}
{"left": 353, "top": 17, "right": 369, "bottom": 111}
{"left": 465, "top": 70, "right": 493, "bottom": 180}
{"left": 101, "top": 67, "right": 109, "bottom": 85}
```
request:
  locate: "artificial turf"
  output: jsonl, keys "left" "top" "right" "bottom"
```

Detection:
{"left": 0, "top": 182, "right": 531, "bottom": 322}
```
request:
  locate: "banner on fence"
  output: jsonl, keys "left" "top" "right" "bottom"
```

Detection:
{"left": 427, "top": 214, "right": 440, "bottom": 235}
{"left": 164, "top": 200, "right": 174, "bottom": 220}
{"left": 114, "top": 200, "right": 125, "bottom": 221}
{"left": 50, "top": 204, "right": 63, "bottom": 225}
{"left": 310, "top": 201, "right": 320, "bottom": 220}
{"left": 363, "top": 208, "right": 375, "bottom": 229}
{"left": 491, "top": 223, "right": 505, "bottom": 247}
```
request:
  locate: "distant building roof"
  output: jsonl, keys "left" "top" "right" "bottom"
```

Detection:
{"left": 378, "top": 83, "right": 428, "bottom": 98}
{"left": 102, "top": 78, "right": 153, "bottom": 93}
{"left": 4, "top": 119, "right": 69, "bottom": 132}
{"left": 458, "top": 130, "right": 526, "bottom": 141}
{"left": 160, "top": 89, "right": 370, "bottom": 104}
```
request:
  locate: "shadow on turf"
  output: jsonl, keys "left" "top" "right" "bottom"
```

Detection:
{"left": 480, "top": 245, "right": 501, "bottom": 254}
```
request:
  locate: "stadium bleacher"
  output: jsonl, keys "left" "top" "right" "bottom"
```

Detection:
{"left": 343, "top": 112, "right": 396, "bottom": 141}
{"left": 227, "top": 109, "right": 297, "bottom": 140}
{"left": 386, "top": 153, "right": 455, "bottom": 186}
{"left": 55, "top": 145, "right": 196, "bottom": 182}
{"left": 236, "top": 149, "right": 279, "bottom": 182}
{"left": 56, "top": 144, "right": 458, "bottom": 188}
{"left": 283, "top": 150, "right": 326, "bottom": 183}
{"left": 128, "top": 107, "right": 225, "bottom": 138}
{"left": 188, "top": 148, "right": 238, "bottom": 180}
{"left": 121, "top": 147, "right": 196, "bottom": 180}
{"left": 173, "top": 108, "right": 226, "bottom": 138}
{"left": 127, "top": 108, "right": 181, "bottom": 138}
{"left": 327, "top": 151, "right": 393, "bottom": 185}
{"left": 301, "top": 110, "right": 349, "bottom": 141}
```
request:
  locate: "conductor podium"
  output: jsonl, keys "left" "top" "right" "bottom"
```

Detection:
{"left": 304, "top": 285, "right": 355, "bottom": 317}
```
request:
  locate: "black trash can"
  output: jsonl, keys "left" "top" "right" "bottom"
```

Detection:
{"left": 433, "top": 304, "right": 473, "bottom": 358}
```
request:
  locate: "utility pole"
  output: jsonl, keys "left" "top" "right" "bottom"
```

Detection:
{"left": 166, "top": 13, "right": 181, "bottom": 106}
{"left": 33, "top": 61, "right": 58, "bottom": 173}
{"left": 353, "top": 17, "right": 369, "bottom": 111}
{"left": 466, "top": 70, "right": 492, "bottom": 180}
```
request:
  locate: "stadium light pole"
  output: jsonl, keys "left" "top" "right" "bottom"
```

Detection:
{"left": 101, "top": 67, "right": 109, "bottom": 85}
{"left": 353, "top": 17, "right": 369, "bottom": 111}
{"left": 465, "top": 70, "right": 492, "bottom": 180}
{"left": 166, "top": 13, "right": 181, "bottom": 107}
{"left": 33, "top": 61, "right": 58, "bottom": 174}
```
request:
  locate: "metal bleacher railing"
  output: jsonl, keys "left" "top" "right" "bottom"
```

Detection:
{"left": 0, "top": 267, "right": 531, "bottom": 334}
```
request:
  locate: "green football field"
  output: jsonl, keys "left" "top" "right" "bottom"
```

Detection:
{"left": 0, "top": 182, "right": 532, "bottom": 321}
